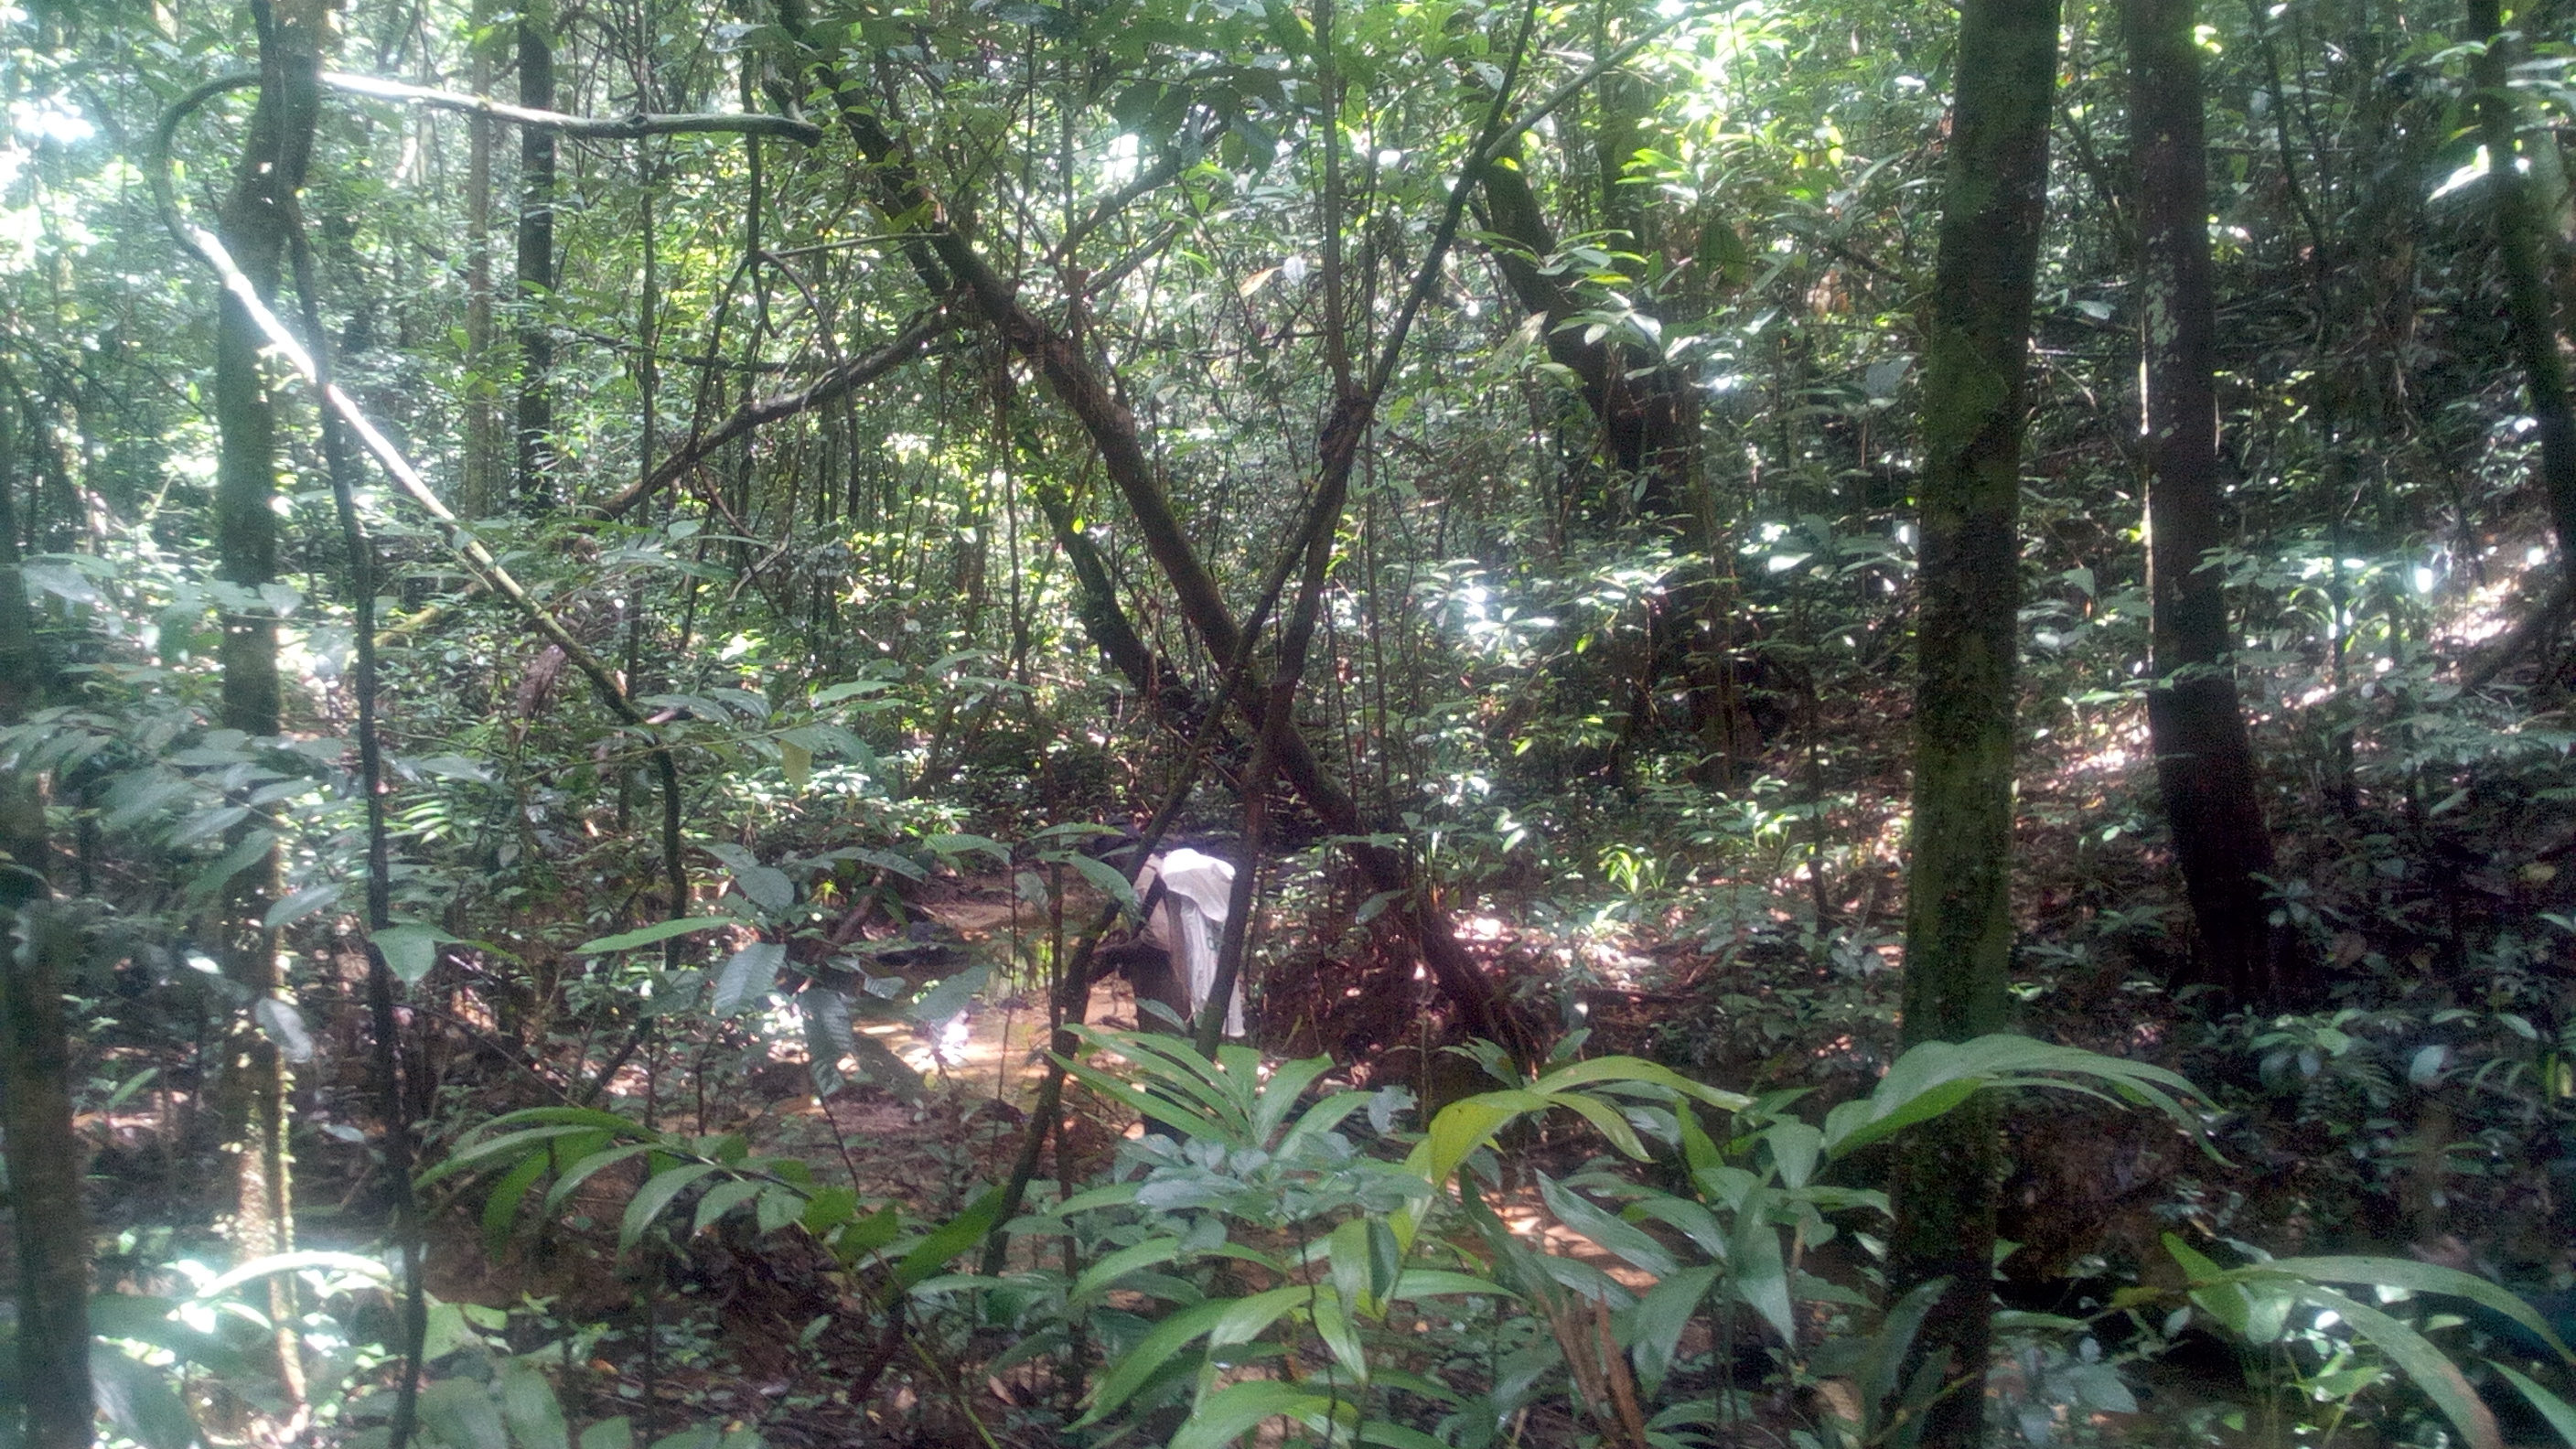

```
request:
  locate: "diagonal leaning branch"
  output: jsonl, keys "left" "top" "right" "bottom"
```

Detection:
{"left": 595, "top": 307, "right": 945, "bottom": 520}
{"left": 787, "top": 27, "right": 1562, "bottom": 1060}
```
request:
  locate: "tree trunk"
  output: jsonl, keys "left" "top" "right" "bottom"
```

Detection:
{"left": 0, "top": 376, "right": 91, "bottom": 1449}
{"left": 2470, "top": 0, "right": 2576, "bottom": 580}
{"left": 514, "top": 1, "right": 557, "bottom": 512}
{"left": 1887, "top": 0, "right": 2060, "bottom": 1439}
{"left": 210, "top": 0, "right": 326, "bottom": 1407}
{"left": 461, "top": 0, "right": 498, "bottom": 516}
{"left": 2127, "top": 0, "right": 2297, "bottom": 1007}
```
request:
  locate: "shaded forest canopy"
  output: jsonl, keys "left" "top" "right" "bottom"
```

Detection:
{"left": 3, "top": 0, "right": 2576, "bottom": 1445}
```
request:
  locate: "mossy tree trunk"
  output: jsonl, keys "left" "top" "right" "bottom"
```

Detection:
{"left": 2468, "top": 0, "right": 2576, "bottom": 583}
{"left": 2128, "top": 0, "right": 2298, "bottom": 1005}
{"left": 0, "top": 372, "right": 91, "bottom": 1449}
{"left": 1887, "top": 0, "right": 2059, "bottom": 1439}
{"left": 211, "top": 0, "right": 327, "bottom": 1404}
{"left": 514, "top": 0, "right": 558, "bottom": 512}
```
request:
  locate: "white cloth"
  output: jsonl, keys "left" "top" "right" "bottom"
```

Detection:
{"left": 1135, "top": 848, "right": 1242, "bottom": 1036}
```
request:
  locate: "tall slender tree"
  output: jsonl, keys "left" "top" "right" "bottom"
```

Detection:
{"left": 2469, "top": 0, "right": 2576, "bottom": 584}
{"left": 514, "top": 0, "right": 558, "bottom": 511}
{"left": 209, "top": 0, "right": 327, "bottom": 1408}
{"left": 0, "top": 370, "right": 91, "bottom": 1449}
{"left": 1886, "top": 0, "right": 2060, "bottom": 1439}
{"left": 2128, "top": 0, "right": 2295, "bottom": 1005}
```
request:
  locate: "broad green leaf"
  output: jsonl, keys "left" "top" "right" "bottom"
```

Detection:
{"left": 1078, "top": 1297, "right": 1236, "bottom": 1423}
{"left": 579, "top": 1419, "right": 634, "bottom": 1449}
{"left": 376, "top": 924, "right": 446, "bottom": 984}
{"left": 1766, "top": 1121, "right": 1825, "bottom": 1189}
{"left": 621, "top": 1163, "right": 721, "bottom": 1250}
{"left": 923, "top": 832, "right": 1009, "bottom": 863}
{"left": 544, "top": 1143, "right": 652, "bottom": 1215}
{"left": 732, "top": 864, "right": 794, "bottom": 912}
{"left": 576, "top": 918, "right": 730, "bottom": 954}
{"left": 1626, "top": 1263, "right": 1720, "bottom": 1395}
{"left": 907, "top": 965, "right": 989, "bottom": 1025}
{"left": 711, "top": 943, "right": 782, "bottom": 1018}
{"left": 1530, "top": 1055, "right": 1753, "bottom": 1111}
{"left": 263, "top": 881, "right": 341, "bottom": 928}
{"left": 1064, "top": 852, "right": 1143, "bottom": 917}
{"left": 87, "top": 1293, "right": 252, "bottom": 1377}
{"left": 2491, "top": 1361, "right": 2576, "bottom": 1446}
{"left": 1388, "top": 1270, "right": 1516, "bottom": 1301}
{"left": 2292, "top": 1283, "right": 2500, "bottom": 1449}
{"left": 1539, "top": 1172, "right": 1675, "bottom": 1276}
{"left": 2264, "top": 1257, "right": 2574, "bottom": 1363}
{"left": 893, "top": 1187, "right": 1004, "bottom": 1290}
{"left": 1208, "top": 1285, "right": 1309, "bottom": 1347}
{"left": 845, "top": 1029, "right": 926, "bottom": 1100}
{"left": 418, "top": 1378, "right": 510, "bottom": 1449}
{"left": 692, "top": 1179, "right": 765, "bottom": 1236}
{"left": 1729, "top": 1187, "right": 1797, "bottom": 1347}
{"left": 90, "top": 1346, "right": 197, "bottom": 1449}
{"left": 501, "top": 1361, "right": 572, "bottom": 1449}
{"left": 1311, "top": 1292, "right": 1368, "bottom": 1380}
{"left": 1169, "top": 1380, "right": 1337, "bottom": 1449}
{"left": 483, "top": 1149, "right": 553, "bottom": 1254}
{"left": 1069, "top": 1237, "right": 1186, "bottom": 1309}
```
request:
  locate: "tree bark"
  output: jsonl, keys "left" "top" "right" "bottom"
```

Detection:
{"left": 210, "top": 0, "right": 326, "bottom": 1405}
{"left": 461, "top": 0, "right": 496, "bottom": 517}
{"left": 1477, "top": 148, "right": 1700, "bottom": 524}
{"left": 2127, "top": 0, "right": 2297, "bottom": 1007}
{"left": 513, "top": 2, "right": 557, "bottom": 512}
{"left": 1887, "top": 0, "right": 2060, "bottom": 1440}
{"left": 2470, "top": 0, "right": 2576, "bottom": 581}
{"left": 0, "top": 373, "right": 91, "bottom": 1449}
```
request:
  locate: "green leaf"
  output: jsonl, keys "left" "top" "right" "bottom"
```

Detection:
{"left": 845, "top": 1029, "right": 927, "bottom": 1100}
{"left": 91, "top": 1346, "right": 198, "bottom": 1449}
{"left": 1078, "top": 1297, "right": 1234, "bottom": 1424}
{"left": 907, "top": 965, "right": 989, "bottom": 1025}
{"left": 732, "top": 864, "right": 794, "bottom": 912}
{"left": 621, "top": 1163, "right": 722, "bottom": 1250}
{"left": 1530, "top": 1055, "right": 1753, "bottom": 1111}
{"left": 501, "top": 1361, "right": 572, "bottom": 1449}
{"left": 87, "top": 1293, "right": 252, "bottom": 1377}
{"left": 483, "top": 1149, "right": 553, "bottom": 1254}
{"left": 576, "top": 918, "right": 731, "bottom": 954}
{"left": 1627, "top": 1264, "right": 1721, "bottom": 1394}
{"left": 1170, "top": 1380, "right": 1337, "bottom": 1449}
{"left": 2291, "top": 1283, "right": 2500, "bottom": 1449}
{"left": 419, "top": 1378, "right": 510, "bottom": 1449}
{"left": 1539, "top": 1172, "right": 1675, "bottom": 1276}
{"left": 923, "top": 832, "right": 1010, "bottom": 864}
{"left": 263, "top": 882, "right": 341, "bottom": 929}
{"left": 893, "top": 1187, "right": 1004, "bottom": 1291}
{"left": 1729, "top": 1188, "right": 1797, "bottom": 1347}
{"left": 1388, "top": 1270, "right": 1515, "bottom": 1301}
{"left": 692, "top": 1179, "right": 766, "bottom": 1236}
{"left": 711, "top": 943, "right": 782, "bottom": 1018}
{"left": 544, "top": 1143, "right": 653, "bottom": 1215}
{"left": 2264, "top": 1256, "right": 2575, "bottom": 1363}
{"left": 2490, "top": 1361, "right": 2576, "bottom": 1446}
{"left": 1065, "top": 852, "right": 1143, "bottom": 918}
{"left": 376, "top": 924, "right": 447, "bottom": 984}
{"left": 580, "top": 1417, "right": 635, "bottom": 1449}
{"left": 1069, "top": 1237, "right": 1187, "bottom": 1309}
{"left": 186, "top": 829, "right": 278, "bottom": 903}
